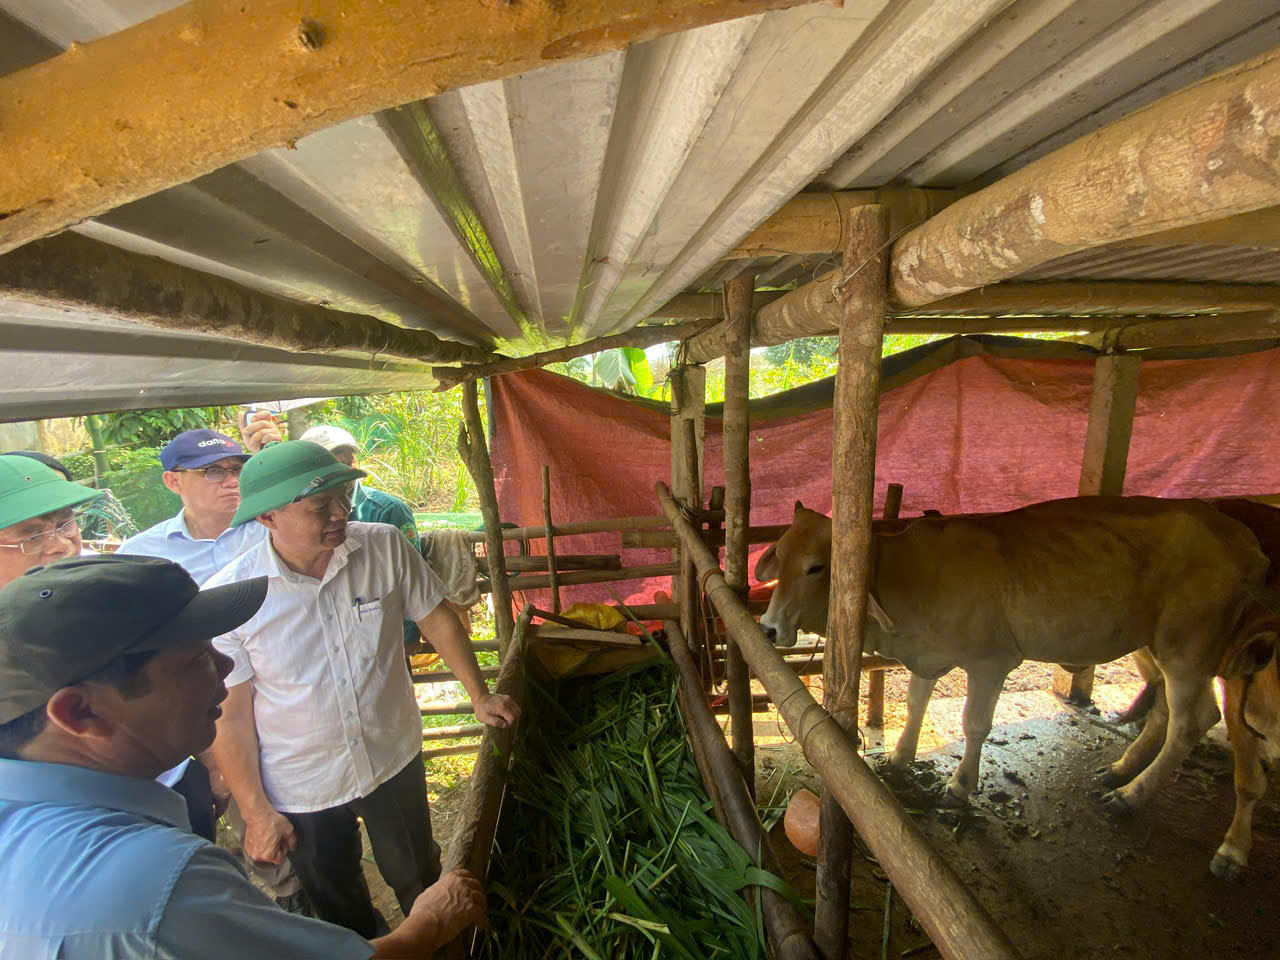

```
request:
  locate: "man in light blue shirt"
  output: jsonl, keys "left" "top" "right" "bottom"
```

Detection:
{"left": 0, "top": 555, "right": 484, "bottom": 959}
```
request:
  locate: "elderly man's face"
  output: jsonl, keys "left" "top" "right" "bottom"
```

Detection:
{"left": 260, "top": 487, "right": 352, "bottom": 555}
{"left": 0, "top": 508, "right": 80, "bottom": 589}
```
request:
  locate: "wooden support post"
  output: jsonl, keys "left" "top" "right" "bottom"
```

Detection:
{"left": 705, "top": 485, "right": 727, "bottom": 688}
{"left": 458, "top": 379, "right": 516, "bottom": 655}
{"left": 442, "top": 606, "right": 531, "bottom": 959}
{"left": 669, "top": 620, "right": 820, "bottom": 960}
{"left": 865, "top": 482, "right": 903, "bottom": 729}
{"left": 723, "top": 270, "right": 756, "bottom": 798}
{"left": 672, "top": 364, "right": 707, "bottom": 673}
{"left": 541, "top": 464, "right": 560, "bottom": 614}
{"left": 656, "top": 482, "right": 1021, "bottom": 960}
{"left": 1054, "top": 352, "right": 1142, "bottom": 704}
{"left": 815, "top": 204, "right": 890, "bottom": 960}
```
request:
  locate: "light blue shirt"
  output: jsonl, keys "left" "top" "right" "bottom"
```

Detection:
{"left": 117, "top": 510, "right": 268, "bottom": 586}
{"left": 0, "top": 759, "right": 372, "bottom": 960}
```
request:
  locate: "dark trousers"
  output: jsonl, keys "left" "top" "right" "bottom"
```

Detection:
{"left": 171, "top": 758, "right": 216, "bottom": 843}
{"left": 284, "top": 754, "right": 440, "bottom": 938}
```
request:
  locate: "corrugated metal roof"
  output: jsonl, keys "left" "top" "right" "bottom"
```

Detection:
{"left": 2, "top": 0, "right": 1280, "bottom": 417}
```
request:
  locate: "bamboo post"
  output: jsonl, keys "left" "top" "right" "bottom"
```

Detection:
{"left": 657, "top": 481, "right": 1021, "bottom": 960}
{"left": 723, "top": 270, "right": 757, "bottom": 797}
{"left": 865, "top": 482, "right": 903, "bottom": 729}
{"left": 84, "top": 413, "right": 109, "bottom": 484}
{"left": 441, "top": 605, "right": 532, "bottom": 959}
{"left": 705, "top": 485, "right": 726, "bottom": 688}
{"left": 814, "top": 204, "right": 890, "bottom": 960}
{"left": 671, "top": 364, "right": 707, "bottom": 670}
{"left": 541, "top": 464, "right": 561, "bottom": 614}
{"left": 669, "top": 619, "right": 820, "bottom": 960}
{"left": 458, "top": 379, "right": 516, "bottom": 655}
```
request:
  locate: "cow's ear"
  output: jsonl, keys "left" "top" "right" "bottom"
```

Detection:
{"left": 794, "top": 500, "right": 805, "bottom": 515}
{"left": 755, "top": 544, "right": 779, "bottom": 582}
{"left": 867, "top": 592, "right": 896, "bottom": 634}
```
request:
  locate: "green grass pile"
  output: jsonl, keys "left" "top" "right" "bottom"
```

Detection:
{"left": 478, "top": 663, "right": 803, "bottom": 959}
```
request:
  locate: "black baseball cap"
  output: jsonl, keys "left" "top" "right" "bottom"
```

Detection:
{"left": 161, "top": 430, "right": 248, "bottom": 472}
{"left": 0, "top": 554, "right": 267, "bottom": 723}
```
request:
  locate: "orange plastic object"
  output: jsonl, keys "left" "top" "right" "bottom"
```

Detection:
{"left": 783, "top": 787, "right": 821, "bottom": 857}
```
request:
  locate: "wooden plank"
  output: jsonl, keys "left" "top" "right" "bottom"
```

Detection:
{"left": 723, "top": 270, "right": 756, "bottom": 799}
{"left": 530, "top": 626, "right": 642, "bottom": 647}
{"left": 0, "top": 0, "right": 820, "bottom": 254}
{"left": 1054, "top": 353, "right": 1141, "bottom": 704}
{"left": 890, "top": 45, "right": 1280, "bottom": 307}
{"left": 656, "top": 481, "right": 1021, "bottom": 960}
{"left": 441, "top": 606, "right": 532, "bottom": 958}
{"left": 0, "top": 233, "right": 490, "bottom": 364}
{"left": 816, "top": 205, "right": 889, "bottom": 960}
{"left": 459, "top": 380, "right": 516, "bottom": 656}
{"left": 431, "top": 319, "right": 716, "bottom": 389}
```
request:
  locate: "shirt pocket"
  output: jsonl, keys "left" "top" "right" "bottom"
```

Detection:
{"left": 351, "top": 599, "right": 386, "bottom": 661}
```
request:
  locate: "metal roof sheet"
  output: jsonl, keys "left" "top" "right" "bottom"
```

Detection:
{"left": 2, "top": 0, "right": 1280, "bottom": 419}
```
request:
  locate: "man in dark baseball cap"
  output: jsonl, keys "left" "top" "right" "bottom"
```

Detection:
{"left": 0, "top": 554, "right": 485, "bottom": 958}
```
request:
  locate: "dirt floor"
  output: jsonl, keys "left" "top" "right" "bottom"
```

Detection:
{"left": 754, "top": 657, "right": 1280, "bottom": 960}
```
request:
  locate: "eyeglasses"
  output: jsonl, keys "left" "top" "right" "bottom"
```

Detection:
{"left": 0, "top": 516, "right": 81, "bottom": 555}
{"left": 176, "top": 465, "right": 243, "bottom": 483}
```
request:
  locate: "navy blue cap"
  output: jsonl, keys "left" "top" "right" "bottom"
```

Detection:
{"left": 160, "top": 430, "right": 248, "bottom": 472}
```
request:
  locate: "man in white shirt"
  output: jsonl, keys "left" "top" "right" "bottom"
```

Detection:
{"left": 207, "top": 441, "right": 518, "bottom": 937}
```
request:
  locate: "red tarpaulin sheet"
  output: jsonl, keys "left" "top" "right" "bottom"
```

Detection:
{"left": 489, "top": 337, "right": 1280, "bottom": 608}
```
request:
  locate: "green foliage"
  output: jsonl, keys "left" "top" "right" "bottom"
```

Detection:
{"left": 60, "top": 453, "right": 96, "bottom": 481}
{"left": 92, "top": 407, "right": 236, "bottom": 451}
{"left": 312, "top": 391, "right": 476, "bottom": 511}
{"left": 763, "top": 336, "right": 836, "bottom": 367}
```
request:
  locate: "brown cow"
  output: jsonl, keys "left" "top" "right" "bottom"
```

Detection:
{"left": 755, "top": 496, "right": 1269, "bottom": 815}
{"left": 1119, "top": 499, "right": 1280, "bottom": 880}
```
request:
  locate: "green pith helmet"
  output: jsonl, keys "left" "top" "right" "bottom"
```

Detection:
{"left": 0, "top": 457, "right": 100, "bottom": 532}
{"left": 230, "top": 441, "right": 366, "bottom": 528}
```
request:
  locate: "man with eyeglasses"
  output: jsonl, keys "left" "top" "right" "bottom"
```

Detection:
{"left": 0, "top": 457, "right": 100, "bottom": 591}
{"left": 205, "top": 441, "right": 519, "bottom": 938}
{"left": 115, "top": 427, "right": 305, "bottom": 905}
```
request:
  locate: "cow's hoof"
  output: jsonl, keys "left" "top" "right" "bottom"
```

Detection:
{"left": 938, "top": 786, "right": 970, "bottom": 809}
{"left": 1100, "top": 790, "right": 1133, "bottom": 819}
{"left": 1210, "top": 852, "right": 1245, "bottom": 883}
{"left": 1096, "top": 765, "right": 1124, "bottom": 788}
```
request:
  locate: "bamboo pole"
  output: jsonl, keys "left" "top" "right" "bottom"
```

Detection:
{"left": 723, "top": 270, "right": 756, "bottom": 798}
{"left": 423, "top": 742, "right": 482, "bottom": 760}
{"left": 83, "top": 413, "right": 109, "bottom": 483}
{"left": 458, "top": 379, "right": 516, "bottom": 656}
{"left": 668, "top": 620, "right": 820, "bottom": 960}
{"left": 866, "top": 483, "right": 903, "bottom": 729}
{"left": 422, "top": 722, "right": 486, "bottom": 741}
{"left": 656, "top": 481, "right": 1021, "bottom": 960}
{"left": 463, "top": 513, "right": 710, "bottom": 543}
{"left": 441, "top": 605, "right": 532, "bottom": 958}
{"left": 671, "top": 365, "right": 708, "bottom": 678}
{"left": 704, "top": 485, "right": 727, "bottom": 688}
{"left": 815, "top": 205, "right": 889, "bottom": 960}
{"left": 477, "top": 554, "right": 621, "bottom": 573}
{"left": 480, "top": 562, "right": 679, "bottom": 592}
{"left": 541, "top": 464, "right": 561, "bottom": 614}
{"left": 412, "top": 666, "right": 501, "bottom": 685}
{"left": 432, "top": 319, "right": 717, "bottom": 389}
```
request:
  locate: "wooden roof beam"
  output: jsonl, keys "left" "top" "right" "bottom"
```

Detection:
{"left": 0, "top": 0, "right": 820, "bottom": 256}
{"left": 1111, "top": 205, "right": 1280, "bottom": 252}
{"left": 675, "top": 280, "right": 1280, "bottom": 364}
{"left": 0, "top": 233, "right": 493, "bottom": 365}
{"left": 891, "top": 44, "right": 1280, "bottom": 307}
{"left": 720, "top": 187, "right": 962, "bottom": 260}
{"left": 1081, "top": 311, "right": 1280, "bottom": 350}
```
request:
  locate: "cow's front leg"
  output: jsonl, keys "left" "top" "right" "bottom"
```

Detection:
{"left": 1211, "top": 675, "right": 1267, "bottom": 881}
{"left": 943, "top": 665, "right": 1011, "bottom": 805}
{"left": 889, "top": 672, "right": 938, "bottom": 768}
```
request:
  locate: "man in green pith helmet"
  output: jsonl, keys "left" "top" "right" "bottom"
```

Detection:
{"left": 205, "top": 441, "right": 519, "bottom": 938}
{"left": 0, "top": 456, "right": 100, "bottom": 591}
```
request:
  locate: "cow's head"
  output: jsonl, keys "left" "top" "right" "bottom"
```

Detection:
{"left": 756, "top": 501, "right": 832, "bottom": 647}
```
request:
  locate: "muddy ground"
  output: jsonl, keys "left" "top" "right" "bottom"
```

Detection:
{"left": 757, "top": 661, "right": 1280, "bottom": 960}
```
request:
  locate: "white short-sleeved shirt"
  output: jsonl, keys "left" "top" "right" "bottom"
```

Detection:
{"left": 205, "top": 523, "right": 446, "bottom": 813}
